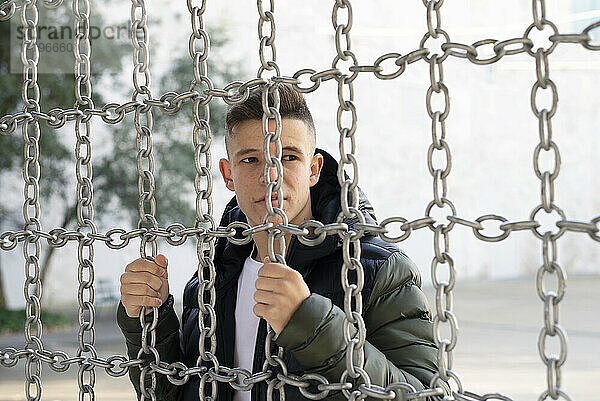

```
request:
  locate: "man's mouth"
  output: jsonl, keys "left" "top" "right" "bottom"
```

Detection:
{"left": 257, "top": 196, "right": 286, "bottom": 203}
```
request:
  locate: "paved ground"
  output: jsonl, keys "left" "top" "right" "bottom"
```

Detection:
{"left": 1, "top": 276, "right": 598, "bottom": 401}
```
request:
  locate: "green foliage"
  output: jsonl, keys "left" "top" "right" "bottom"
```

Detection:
{"left": 0, "top": 2, "right": 130, "bottom": 213}
{"left": 0, "top": 5, "right": 246, "bottom": 309}
{"left": 1, "top": 9, "right": 243, "bottom": 230}
{"left": 93, "top": 21, "right": 244, "bottom": 229}
{"left": 0, "top": 307, "right": 73, "bottom": 334}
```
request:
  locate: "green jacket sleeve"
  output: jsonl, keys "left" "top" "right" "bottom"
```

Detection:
{"left": 116, "top": 294, "right": 184, "bottom": 401}
{"left": 273, "top": 251, "right": 440, "bottom": 400}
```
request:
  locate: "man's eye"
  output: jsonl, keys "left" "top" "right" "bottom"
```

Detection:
{"left": 282, "top": 155, "right": 298, "bottom": 161}
{"left": 241, "top": 157, "right": 258, "bottom": 163}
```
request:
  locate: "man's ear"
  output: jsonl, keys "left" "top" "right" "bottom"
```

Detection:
{"left": 219, "top": 158, "right": 235, "bottom": 192}
{"left": 309, "top": 153, "right": 323, "bottom": 187}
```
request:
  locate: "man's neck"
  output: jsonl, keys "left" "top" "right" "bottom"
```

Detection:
{"left": 249, "top": 196, "right": 314, "bottom": 264}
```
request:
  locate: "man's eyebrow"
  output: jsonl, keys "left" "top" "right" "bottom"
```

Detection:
{"left": 235, "top": 146, "right": 304, "bottom": 158}
{"left": 234, "top": 148, "right": 260, "bottom": 158}
{"left": 282, "top": 145, "right": 304, "bottom": 154}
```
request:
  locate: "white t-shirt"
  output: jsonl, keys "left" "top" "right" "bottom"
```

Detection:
{"left": 233, "top": 253, "right": 263, "bottom": 401}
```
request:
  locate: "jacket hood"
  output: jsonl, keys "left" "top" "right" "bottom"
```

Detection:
{"left": 213, "top": 147, "right": 378, "bottom": 290}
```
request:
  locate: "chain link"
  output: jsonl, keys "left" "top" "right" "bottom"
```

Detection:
{"left": 0, "top": 0, "right": 63, "bottom": 22}
{"left": 0, "top": 0, "right": 17, "bottom": 21}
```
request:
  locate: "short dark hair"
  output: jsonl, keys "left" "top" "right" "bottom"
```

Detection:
{"left": 224, "top": 83, "right": 316, "bottom": 156}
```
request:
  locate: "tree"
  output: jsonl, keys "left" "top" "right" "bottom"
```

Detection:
{"left": 0, "top": 4, "right": 244, "bottom": 309}
{"left": 94, "top": 22, "right": 241, "bottom": 230}
{"left": 0, "top": 3, "right": 128, "bottom": 308}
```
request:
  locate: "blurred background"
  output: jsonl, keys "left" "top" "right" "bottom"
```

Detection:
{"left": 1, "top": 1, "right": 599, "bottom": 400}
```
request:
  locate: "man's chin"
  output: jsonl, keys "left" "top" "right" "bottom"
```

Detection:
{"left": 265, "top": 215, "right": 285, "bottom": 226}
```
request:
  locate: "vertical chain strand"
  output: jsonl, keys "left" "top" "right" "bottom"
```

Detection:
{"left": 73, "top": 0, "right": 98, "bottom": 399}
{"left": 21, "top": 0, "right": 43, "bottom": 400}
{"left": 527, "top": 4, "right": 571, "bottom": 400}
{"left": 131, "top": 1, "right": 159, "bottom": 400}
{"left": 186, "top": 0, "right": 219, "bottom": 400}
{"left": 131, "top": 0, "right": 157, "bottom": 259}
{"left": 331, "top": 0, "right": 372, "bottom": 398}
{"left": 260, "top": 82, "right": 288, "bottom": 401}
{"left": 257, "top": 2, "right": 287, "bottom": 400}
{"left": 257, "top": 0, "right": 279, "bottom": 78}
{"left": 421, "top": 0, "right": 462, "bottom": 397}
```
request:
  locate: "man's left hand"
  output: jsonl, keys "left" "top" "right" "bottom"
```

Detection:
{"left": 253, "top": 256, "right": 310, "bottom": 335}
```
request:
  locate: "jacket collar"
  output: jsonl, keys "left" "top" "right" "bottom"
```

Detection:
{"left": 214, "top": 147, "right": 378, "bottom": 291}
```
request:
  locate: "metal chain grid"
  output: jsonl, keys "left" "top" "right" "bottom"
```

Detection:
{"left": 0, "top": 0, "right": 599, "bottom": 400}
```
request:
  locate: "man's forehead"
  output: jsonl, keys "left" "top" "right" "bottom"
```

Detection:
{"left": 229, "top": 119, "right": 312, "bottom": 155}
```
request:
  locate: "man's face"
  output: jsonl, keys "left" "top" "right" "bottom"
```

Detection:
{"left": 219, "top": 118, "right": 323, "bottom": 228}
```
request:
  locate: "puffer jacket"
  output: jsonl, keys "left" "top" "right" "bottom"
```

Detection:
{"left": 117, "top": 148, "right": 439, "bottom": 401}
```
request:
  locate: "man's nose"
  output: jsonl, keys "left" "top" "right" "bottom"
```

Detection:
{"left": 260, "top": 165, "right": 280, "bottom": 183}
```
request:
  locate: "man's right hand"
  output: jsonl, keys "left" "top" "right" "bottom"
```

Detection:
{"left": 120, "top": 254, "right": 169, "bottom": 318}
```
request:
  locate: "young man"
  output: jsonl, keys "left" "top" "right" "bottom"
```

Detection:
{"left": 117, "top": 84, "right": 439, "bottom": 401}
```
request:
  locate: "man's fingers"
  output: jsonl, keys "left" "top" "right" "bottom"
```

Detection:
{"left": 121, "top": 283, "right": 161, "bottom": 298}
{"left": 255, "top": 276, "right": 283, "bottom": 293}
{"left": 125, "top": 257, "right": 167, "bottom": 278}
{"left": 258, "top": 262, "right": 290, "bottom": 279}
{"left": 155, "top": 254, "right": 168, "bottom": 279}
{"left": 121, "top": 255, "right": 169, "bottom": 318}
{"left": 123, "top": 294, "right": 163, "bottom": 308}
{"left": 253, "top": 289, "right": 275, "bottom": 304}
{"left": 155, "top": 254, "right": 168, "bottom": 269}
{"left": 120, "top": 271, "right": 163, "bottom": 291}
{"left": 253, "top": 302, "right": 271, "bottom": 319}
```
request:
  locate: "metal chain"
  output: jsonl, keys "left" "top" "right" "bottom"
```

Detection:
{"left": 186, "top": 0, "right": 219, "bottom": 400}
{"left": 259, "top": 83, "right": 287, "bottom": 401}
{"left": 2, "top": 214, "right": 596, "bottom": 252}
{"left": 420, "top": 1, "right": 462, "bottom": 399}
{"left": 330, "top": 0, "right": 373, "bottom": 399}
{"left": 257, "top": 0, "right": 278, "bottom": 78}
{"left": 72, "top": 0, "right": 98, "bottom": 399}
{"left": 256, "top": 2, "right": 290, "bottom": 399}
{"left": 1, "top": 343, "right": 446, "bottom": 401}
{"left": 130, "top": 1, "right": 159, "bottom": 400}
{"left": 20, "top": 1, "right": 43, "bottom": 400}
{"left": 528, "top": 3, "right": 571, "bottom": 401}
{"left": 131, "top": 0, "right": 157, "bottom": 261}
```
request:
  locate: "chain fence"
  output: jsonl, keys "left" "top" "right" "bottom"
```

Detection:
{"left": 1, "top": 0, "right": 600, "bottom": 400}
